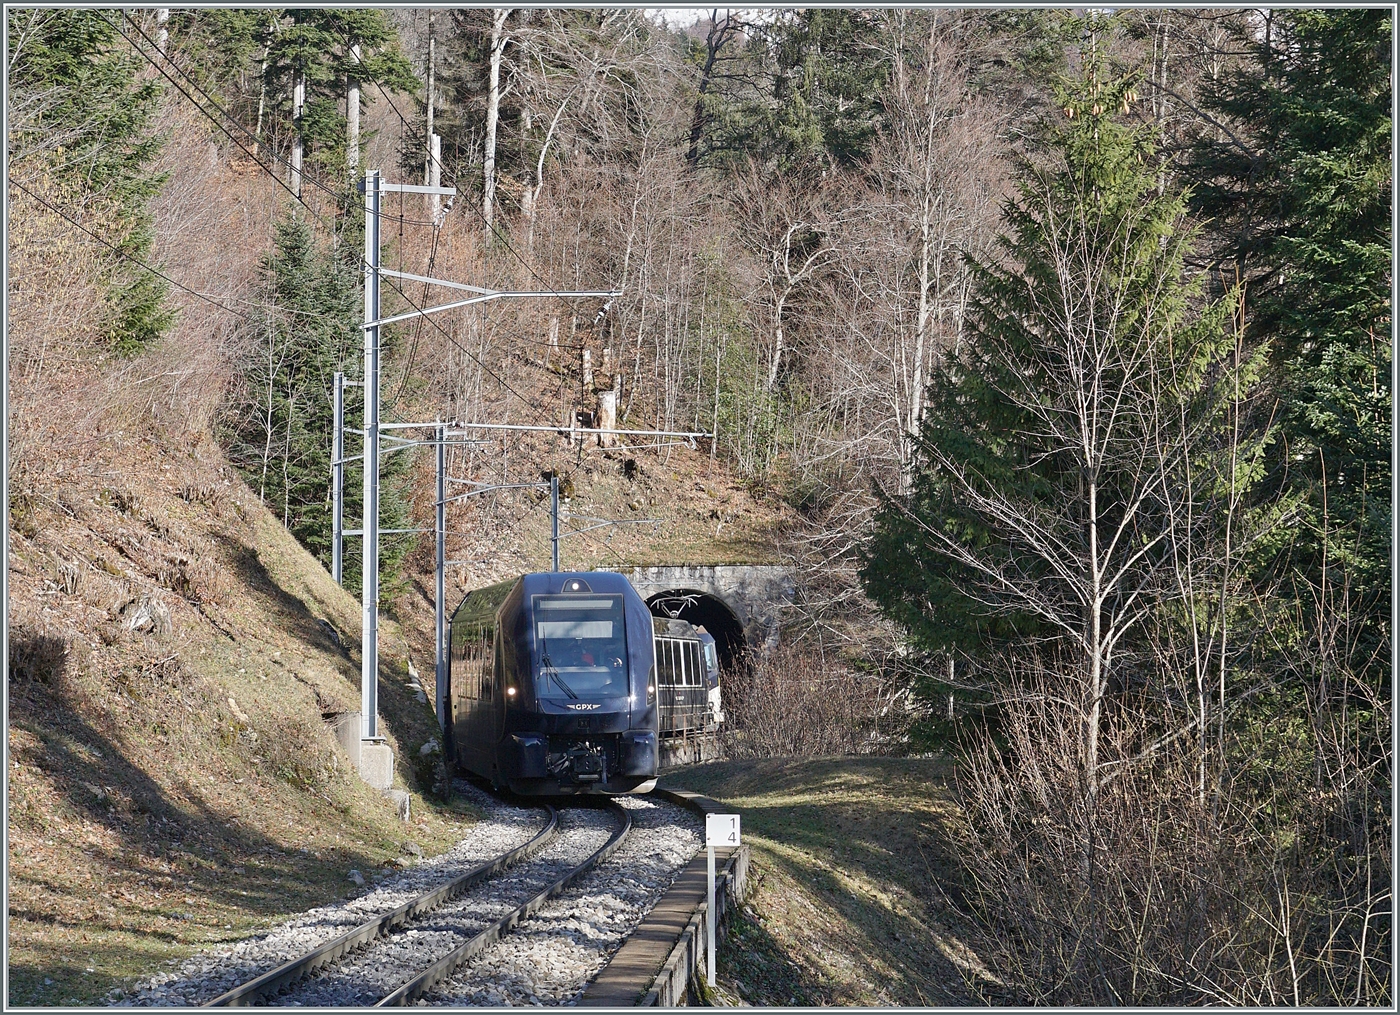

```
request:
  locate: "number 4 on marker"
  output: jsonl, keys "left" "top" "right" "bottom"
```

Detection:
{"left": 706, "top": 813, "right": 740, "bottom": 846}
{"left": 704, "top": 814, "right": 741, "bottom": 987}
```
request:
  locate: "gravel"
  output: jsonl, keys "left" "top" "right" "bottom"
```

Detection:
{"left": 421, "top": 794, "right": 702, "bottom": 1007}
{"left": 112, "top": 786, "right": 702, "bottom": 1008}
{"left": 113, "top": 782, "right": 543, "bottom": 1007}
{"left": 268, "top": 806, "right": 616, "bottom": 1007}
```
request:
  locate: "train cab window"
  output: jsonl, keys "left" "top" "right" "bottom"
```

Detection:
{"left": 533, "top": 595, "right": 629, "bottom": 698}
{"left": 703, "top": 641, "right": 717, "bottom": 675}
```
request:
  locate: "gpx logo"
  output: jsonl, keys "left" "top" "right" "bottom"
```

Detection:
{"left": 566, "top": 703, "right": 602, "bottom": 711}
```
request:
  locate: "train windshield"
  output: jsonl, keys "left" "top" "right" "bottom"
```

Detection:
{"left": 532, "top": 595, "right": 629, "bottom": 698}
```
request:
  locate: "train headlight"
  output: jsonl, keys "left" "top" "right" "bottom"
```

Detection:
{"left": 506, "top": 686, "right": 517, "bottom": 697}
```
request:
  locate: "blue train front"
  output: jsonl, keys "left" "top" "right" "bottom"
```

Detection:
{"left": 447, "top": 572, "right": 659, "bottom": 795}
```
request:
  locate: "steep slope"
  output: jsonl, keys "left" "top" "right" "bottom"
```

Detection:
{"left": 6, "top": 426, "right": 475, "bottom": 1007}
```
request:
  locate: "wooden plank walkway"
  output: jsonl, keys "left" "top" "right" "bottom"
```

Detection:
{"left": 578, "top": 786, "right": 746, "bottom": 1007}
{"left": 579, "top": 847, "right": 737, "bottom": 1006}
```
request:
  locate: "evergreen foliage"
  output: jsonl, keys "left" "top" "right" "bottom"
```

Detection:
{"left": 1191, "top": 9, "right": 1392, "bottom": 679}
{"left": 265, "top": 10, "right": 417, "bottom": 181}
{"left": 166, "top": 8, "right": 416, "bottom": 188}
{"left": 165, "top": 8, "right": 272, "bottom": 94}
{"left": 860, "top": 41, "right": 1261, "bottom": 730}
{"left": 7, "top": 7, "right": 175, "bottom": 354}
{"left": 688, "top": 10, "right": 892, "bottom": 174}
{"left": 220, "top": 216, "right": 416, "bottom": 593}
{"left": 763, "top": 10, "right": 890, "bottom": 172}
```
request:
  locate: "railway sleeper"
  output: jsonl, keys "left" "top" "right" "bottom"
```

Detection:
{"left": 203, "top": 806, "right": 559, "bottom": 1007}
{"left": 380, "top": 800, "right": 633, "bottom": 1007}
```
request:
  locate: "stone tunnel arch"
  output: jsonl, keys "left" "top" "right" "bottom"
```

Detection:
{"left": 646, "top": 590, "right": 747, "bottom": 671}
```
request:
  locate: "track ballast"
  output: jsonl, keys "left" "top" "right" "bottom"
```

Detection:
{"left": 115, "top": 782, "right": 702, "bottom": 1008}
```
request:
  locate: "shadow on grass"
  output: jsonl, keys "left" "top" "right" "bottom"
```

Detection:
{"left": 668, "top": 757, "right": 980, "bottom": 1005}
{"left": 213, "top": 530, "right": 445, "bottom": 784}
{"left": 6, "top": 628, "right": 406, "bottom": 1006}
{"left": 715, "top": 905, "right": 821, "bottom": 1006}
{"left": 211, "top": 532, "right": 348, "bottom": 658}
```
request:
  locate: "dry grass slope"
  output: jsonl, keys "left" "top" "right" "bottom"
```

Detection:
{"left": 6, "top": 428, "right": 480, "bottom": 1007}
{"left": 664, "top": 757, "right": 998, "bottom": 1006}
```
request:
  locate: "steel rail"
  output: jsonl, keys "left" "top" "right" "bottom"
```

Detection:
{"left": 202, "top": 806, "right": 560, "bottom": 1007}
{"left": 376, "top": 800, "right": 634, "bottom": 1007}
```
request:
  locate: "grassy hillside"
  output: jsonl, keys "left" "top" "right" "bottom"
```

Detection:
{"left": 6, "top": 428, "right": 482, "bottom": 1007}
{"left": 662, "top": 757, "right": 999, "bottom": 1006}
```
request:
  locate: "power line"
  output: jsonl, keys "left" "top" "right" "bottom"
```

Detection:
{"left": 118, "top": 12, "right": 351, "bottom": 212}
{"left": 340, "top": 30, "right": 602, "bottom": 323}
{"left": 337, "top": 35, "right": 594, "bottom": 363}
{"left": 112, "top": 13, "right": 575, "bottom": 432}
{"left": 124, "top": 12, "right": 592, "bottom": 364}
{"left": 10, "top": 177, "right": 256, "bottom": 325}
{"left": 24, "top": 157, "right": 634, "bottom": 573}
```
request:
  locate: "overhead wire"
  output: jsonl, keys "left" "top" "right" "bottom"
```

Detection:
{"left": 20, "top": 14, "right": 647, "bottom": 588}
{"left": 338, "top": 25, "right": 601, "bottom": 489}
{"left": 11, "top": 177, "right": 256, "bottom": 326}
{"left": 114, "top": 12, "right": 655, "bottom": 566}
{"left": 25, "top": 169, "right": 635, "bottom": 575}
{"left": 333, "top": 21, "right": 608, "bottom": 481}
{"left": 112, "top": 12, "right": 573, "bottom": 433}
{"left": 338, "top": 27, "right": 595, "bottom": 347}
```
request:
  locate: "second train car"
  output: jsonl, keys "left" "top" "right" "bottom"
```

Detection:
{"left": 652, "top": 616, "right": 725, "bottom": 735}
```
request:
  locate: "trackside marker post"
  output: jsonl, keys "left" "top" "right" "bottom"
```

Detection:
{"left": 704, "top": 813, "right": 740, "bottom": 987}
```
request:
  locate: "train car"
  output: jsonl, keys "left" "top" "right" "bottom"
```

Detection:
{"left": 653, "top": 617, "right": 725, "bottom": 735}
{"left": 447, "top": 571, "right": 659, "bottom": 795}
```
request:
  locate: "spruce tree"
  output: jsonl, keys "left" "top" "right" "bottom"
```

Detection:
{"left": 261, "top": 10, "right": 417, "bottom": 182}
{"left": 7, "top": 8, "right": 175, "bottom": 353}
{"left": 861, "top": 35, "right": 1261, "bottom": 751}
{"left": 1190, "top": 9, "right": 1391, "bottom": 680}
{"left": 222, "top": 216, "right": 417, "bottom": 592}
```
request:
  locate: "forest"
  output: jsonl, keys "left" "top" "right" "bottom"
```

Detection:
{"left": 6, "top": 6, "right": 1391, "bottom": 1006}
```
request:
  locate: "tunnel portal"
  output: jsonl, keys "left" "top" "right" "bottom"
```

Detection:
{"left": 597, "top": 564, "right": 796, "bottom": 669}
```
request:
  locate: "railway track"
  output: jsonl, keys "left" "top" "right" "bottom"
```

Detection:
{"left": 201, "top": 800, "right": 630, "bottom": 1007}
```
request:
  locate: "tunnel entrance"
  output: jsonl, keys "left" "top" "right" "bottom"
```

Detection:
{"left": 646, "top": 590, "right": 747, "bottom": 671}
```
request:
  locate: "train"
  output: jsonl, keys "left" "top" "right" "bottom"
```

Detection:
{"left": 446, "top": 571, "right": 725, "bottom": 795}
{"left": 653, "top": 616, "right": 724, "bottom": 735}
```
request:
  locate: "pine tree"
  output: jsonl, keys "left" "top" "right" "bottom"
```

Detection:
{"left": 861, "top": 33, "right": 1263, "bottom": 759}
{"left": 1190, "top": 9, "right": 1391, "bottom": 677}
